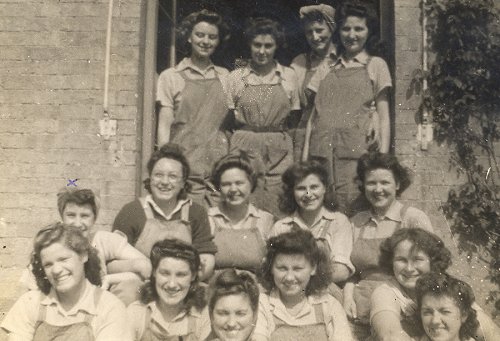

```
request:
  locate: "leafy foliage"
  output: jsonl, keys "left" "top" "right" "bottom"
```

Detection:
{"left": 422, "top": 0, "right": 500, "bottom": 314}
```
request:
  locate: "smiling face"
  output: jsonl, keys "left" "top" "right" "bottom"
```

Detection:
{"left": 189, "top": 21, "right": 220, "bottom": 59}
{"left": 272, "top": 253, "right": 316, "bottom": 302}
{"left": 340, "top": 16, "right": 369, "bottom": 57}
{"left": 220, "top": 168, "right": 252, "bottom": 208}
{"left": 40, "top": 242, "right": 88, "bottom": 297}
{"left": 421, "top": 294, "right": 466, "bottom": 341}
{"left": 364, "top": 168, "right": 399, "bottom": 214}
{"left": 250, "top": 34, "right": 277, "bottom": 68}
{"left": 62, "top": 203, "right": 95, "bottom": 239}
{"left": 294, "top": 174, "right": 326, "bottom": 214}
{"left": 212, "top": 293, "right": 256, "bottom": 341}
{"left": 150, "top": 158, "right": 185, "bottom": 204}
{"left": 304, "top": 20, "right": 333, "bottom": 55}
{"left": 393, "top": 240, "right": 431, "bottom": 291}
{"left": 154, "top": 257, "right": 194, "bottom": 308}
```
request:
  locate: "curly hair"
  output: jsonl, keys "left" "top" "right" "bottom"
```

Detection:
{"left": 208, "top": 269, "right": 260, "bottom": 316}
{"left": 259, "top": 228, "right": 332, "bottom": 296}
{"left": 279, "top": 160, "right": 337, "bottom": 214}
{"left": 416, "top": 273, "right": 479, "bottom": 341}
{"left": 356, "top": 152, "right": 412, "bottom": 196}
{"left": 140, "top": 239, "right": 206, "bottom": 310}
{"left": 177, "top": 9, "right": 230, "bottom": 50}
{"left": 244, "top": 17, "right": 286, "bottom": 49}
{"left": 57, "top": 188, "right": 99, "bottom": 219}
{"left": 211, "top": 150, "right": 259, "bottom": 192}
{"left": 31, "top": 223, "right": 102, "bottom": 294}
{"left": 379, "top": 228, "right": 452, "bottom": 275}
{"left": 144, "top": 143, "right": 191, "bottom": 198}
{"left": 334, "top": 2, "right": 383, "bottom": 56}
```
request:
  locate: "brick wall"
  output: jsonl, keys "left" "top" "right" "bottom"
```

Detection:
{"left": 0, "top": 0, "right": 146, "bottom": 320}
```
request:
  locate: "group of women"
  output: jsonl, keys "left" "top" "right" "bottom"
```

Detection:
{"left": 2, "top": 2, "right": 500, "bottom": 341}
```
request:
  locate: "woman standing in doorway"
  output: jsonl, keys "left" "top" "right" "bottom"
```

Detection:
{"left": 157, "top": 9, "right": 231, "bottom": 207}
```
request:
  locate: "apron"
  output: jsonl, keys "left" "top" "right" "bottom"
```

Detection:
{"left": 170, "top": 71, "right": 230, "bottom": 206}
{"left": 213, "top": 215, "right": 266, "bottom": 272}
{"left": 310, "top": 60, "right": 376, "bottom": 207}
{"left": 140, "top": 306, "right": 197, "bottom": 341}
{"left": 134, "top": 197, "right": 192, "bottom": 257}
{"left": 231, "top": 74, "right": 293, "bottom": 217}
{"left": 349, "top": 204, "right": 410, "bottom": 325}
{"left": 271, "top": 303, "right": 329, "bottom": 341}
{"left": 33, "top": 288, "right": 102, "bottom": 341}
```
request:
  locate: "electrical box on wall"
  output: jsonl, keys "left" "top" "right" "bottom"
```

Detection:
{"left": 99, "top": 118, "right": 117, "bottom": 140}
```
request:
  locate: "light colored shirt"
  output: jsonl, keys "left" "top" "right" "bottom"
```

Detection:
{"left": 271, "top": 208, "right": 355, "bottom": 273}
{"left": 370, "top": 278, "right": 416, "bottom": 324}
{"left": 254, "top": 289, "right": 353, "bottom": 341}
{"left": 127, "top": 301, "right": 211, "bottom": 341}
{"left": 1, "top": 280, "right": 132, "bottom": 341}
{"left": 143, "top": 194, "right": 190, "bottom": 221}
{"left": 291, "top": 46, "right": 338, "bottom": 90}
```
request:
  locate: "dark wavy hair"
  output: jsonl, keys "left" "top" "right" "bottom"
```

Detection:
{"left": 334, "top": 2, "right": 382, "bottom": 56}
{"left": 31, "top": 223, "right": 102, "bottom": 294}
{"left": 379, "top": 228, "right": 452, "bottom": 275}
{"left": 244, "top": 17, "right": 286, "bottom": 49}
{"left": 416, "top": 273, "right": 479, "bottom": 341}
{"left": 140, "top": 239, "right": 206, "bottom": 310}
{"left": 356, "top": 152, "right": 412, "bottom": 196}
{"left": 57, "top": 188, "right": 99, "bottom": 218}
{"left": 144, "top": 143, "right": 191, "bottom": 198}
{"left": 208, "top": 269, "right": 260, "bottom": 317}
{"left": 177, "top": 9, "right": 230, "bottom": 50}
{"left": 211, "top": 150, "right": 259, "bottom": 192}
{"left": 279, "top": 160, "right": 337, "bottom": 214}
{"left": 259, "top": 228, "right": 332, "bottom": 296}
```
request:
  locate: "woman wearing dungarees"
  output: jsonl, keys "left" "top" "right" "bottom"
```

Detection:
{"left": 208, "top": 151, "right": 275, "bottom": 273}
{"left": 307, "top": 3, "right": 392, "bottom": 214}
{"left": 290, "top": 4, "right": 337, "bottom": 161}
{"left": 1, "top": 223, "right": 131, "bottom": 341}
{"left": 270, "top": 160, "right": 354, "bottom": 302}
{"left": 253, "top": 228, "right": 353, "bottom": 341}
{"left": 226, "top": 18, "right": 301, "bottom": 217}
{"left": 156, "top": 9, "right": 231, "bottom": 207}
{"left": 113, "top": 144, "right": 217, "bottom": 281}
{"left": 127, "top": 239, "right": 211, "bottom": 341}
{"left": 343, "top": 153, "right": 433, "bottom": 340}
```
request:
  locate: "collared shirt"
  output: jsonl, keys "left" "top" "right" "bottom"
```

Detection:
{"left": 1, "top": 280, "right": 132, "bottom": 341}
{"left": 291, "top": 45, "right": 338, "bottom": 90}
{"left": 271, "top": 208, "right": 354, "bottom": 273}
{"left": 370, "top": 278, "right": 417, "bottom": 325}
{"left": 143, "top": 194, "right": 190, "bottom": 221}
{"left": 254, "top": 289, "right": 353, "bottom": 340}
{"left": 127, "top": 301, "right": 211, "bottom": 341}
{"left": 307, "top": 50, "right": 392, "bottom": 96}
{"left": 157, "top": 57, "right": 230, "bottom": 110}
{"left": 226, "top": 61, "right": 301, "bottom": 111}
{"left": 208, "top": 204, "right": 274, "bottom": 239}
{"left": 351, "top": 200, "right": 433, "bottom": 241}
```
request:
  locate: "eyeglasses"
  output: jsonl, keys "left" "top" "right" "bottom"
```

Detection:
{"left": 151, "top": 172, "right": 183, "bottom": 184}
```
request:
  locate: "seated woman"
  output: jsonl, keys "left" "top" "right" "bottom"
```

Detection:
{"left": 371, "top": 228, "right": 500, "bottom": 341}
{"left": 1, "top": 223, "right": 131, "bottom": 341}
{"left": 416, "top": 273, "right": 480, "bottom": 341}
{"left": 113, "top": 143, "right": 217, "bottom": 280}
{"left": 205, "top": 269, "right": 260, "bottom": 341}
{"left": 127, "top": 239, "right": 211, "bottom": 341}
{"left": 254, "top": 228, "right": 352, "bottom": 341}
{"left": 344, "top": 152, "right": 433, "bottom": 330}
{"left": 270, "top": 160, "right": 354, "bottom": 299}
{"left": 209, "top": 151, "right": 275, "bottom": 273}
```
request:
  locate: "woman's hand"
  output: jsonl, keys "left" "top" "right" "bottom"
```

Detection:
{"left": 343, "top": 282, "right": 358, "bottom": 320}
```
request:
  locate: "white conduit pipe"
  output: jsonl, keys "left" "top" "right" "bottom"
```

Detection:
{"left": 103, "top": 0, "right": 114, "bottom": 116}
{"left": 170, "top": 0, "right": 177, "bottom": 68}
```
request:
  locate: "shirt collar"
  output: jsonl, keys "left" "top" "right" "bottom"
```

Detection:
{"left": 241, "top": 61, "right": 283, "bottom": 77}
{"left": 353, "top": 200, "right": 403, "bottom": 225}
{"left": 147, "top": 301, "right": 201, "bottom": 324}
{"left": 208, "top": 204, "right": 261, "bottom": 220}
{"left": 281, "top": 207, "right": 336, "bottom": 228}
{"left": 175, "top": 57, "right": 216, "bottom": 74}
{"left": 41, "top": 280, "right": 97, "bottom": 316}
{"left": 144, "top": 194, "right": 191, "bottom": 220}
{"left": 335, "top": 50, "right": 370, "bottom": 67}
{"left": 268, "top": 289, "right": 328, "bottom": 319}
{"left": 311, "top": 44, "right": 338, "bottom": 62}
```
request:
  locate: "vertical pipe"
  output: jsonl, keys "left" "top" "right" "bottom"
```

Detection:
{"left": 103, "top": 0, "right": 114, "bottom": 116}
{"left": 169, "top": 0, "right": 177, "bottom": 67}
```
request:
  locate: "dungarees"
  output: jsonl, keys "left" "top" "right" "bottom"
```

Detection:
{"left": 212, "top": 215, "right": 266, "bottom": 272}
{"left": 32, "top": 289, "right": 102, "bottom": 341}
{"left": 311, "top": 60, "right": 376, "bottom": 210}
{"left": 170, "top": 71, "right": 230, "bottom": 207}
{"left": 134, "top": 197, "right": 192, "bottom": 257}
{"left": 140, "top": 306, "right": 197, "bottom": 341}
{"left": 271, "top": 303, "right": 329, "bottom": 341}
{"left": 231, "top": 74, "right": 293, "bottom": 217}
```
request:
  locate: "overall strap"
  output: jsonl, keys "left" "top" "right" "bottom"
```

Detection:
{"left": 313, "top": 303, "right": 324, "bottom": 323}
{"left": 250, "top": 214, "right": 259, "bottom": 230}
{"left": 36, "top": 293, "right": 48, "bottom": 323}
{"left": 186, "top": 314, "right": 197, "bottom": 335}
{"left": 180, "top": 202, "right": 190, "bottom": 222}
{"left": 143, "top": 305, "right": 153, "bottom": 339}
{"left": 140, "top": 197, "right": 155, "bottom": 220}
{"left": 398, "top": 203, "right": 411, "bottom": 228}
{"left": 83, "top": 288, "right": 103, "bottom": 324}
{"left": 318, "top": 219, "right": 330, "bottom": 239}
